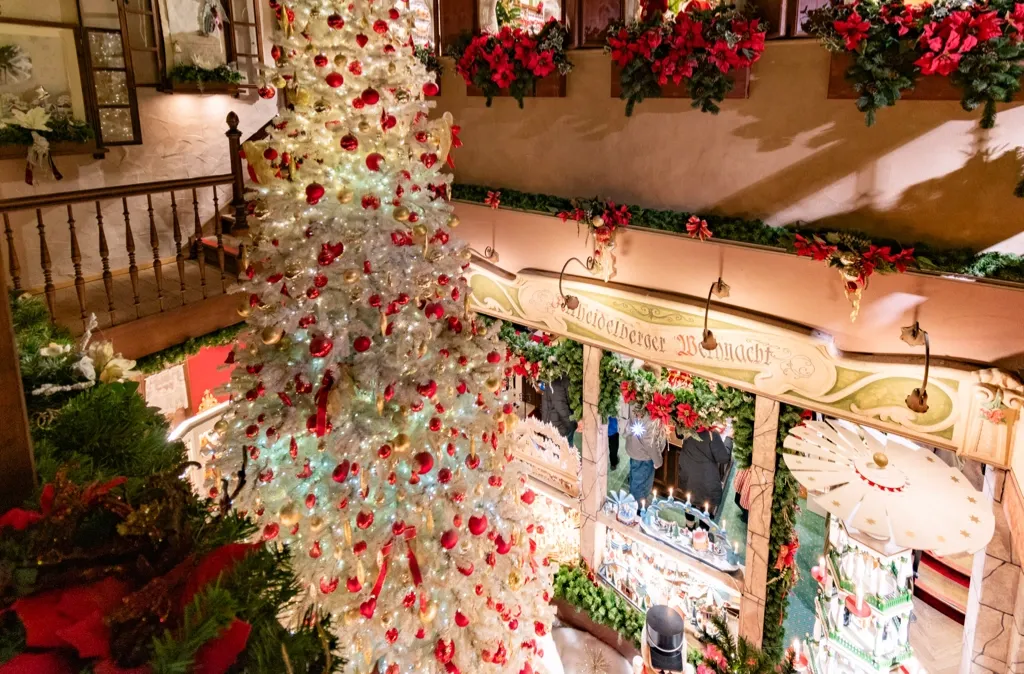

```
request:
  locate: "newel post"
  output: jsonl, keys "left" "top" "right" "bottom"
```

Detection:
{"left": 0, "top": 255, "right": 36, "bottom": 510}
{"left": 226, "top": 112, "right": 247, "bottom": 233}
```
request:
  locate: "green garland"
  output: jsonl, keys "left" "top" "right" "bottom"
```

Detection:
{"left": 500, "top": 322, "right": 584, "bottom": 419}
{"left": 170, "top": 64, "right": 243, "bottom": 85}
{"left": 762, "top": 404, "right": 804, "bottom": 662}
{"left": 552, "top": 563, "right": 645, "bottom": 649}
{"left": 135, "top": 322, "right": 245, "bottom": 374}
{"left": 0, "top": 116, "right": 94, "bottom": 147}
{"left": 452, "top": 183, "right": 1024, "bottom": 284}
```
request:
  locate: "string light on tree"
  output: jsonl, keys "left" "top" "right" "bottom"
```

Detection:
{"left": 205, "top": 0, "right": 554, "bottom": 669}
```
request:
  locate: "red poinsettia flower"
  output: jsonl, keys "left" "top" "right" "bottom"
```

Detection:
{"left": 890, "top": 247, "right": 915, "bottom": 273}
{"left": 675, "top": 402, "right": 698, "bottom": 428}
{"left": 621, "top": 380, "right": 637, "bottom": 404}
{"left": 774, "top": 535, "right": 800, "bottom": 571}
{"left": 646, "top": 391, "right": 676, "bottom": 427}
{"left": 833, "top": 11, "right": 871, "bottom": 50}
{"left": 969, "top": 10, "right": 1004, "bottom": 41}
{"left": 1008, "top": 4, "right": 1024, "bottom": 40}
{"left": 793, "top": 234, "right": 837, "bottom": 262}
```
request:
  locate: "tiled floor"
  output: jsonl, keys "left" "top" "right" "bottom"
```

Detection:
{"left": 909, "top": 599, "right": 962, "bottom": 674}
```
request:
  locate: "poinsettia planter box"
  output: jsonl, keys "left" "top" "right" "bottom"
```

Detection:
{"left": 610, "top": 61, "right": 750, "bottom": 100}
{"left": 0, "top": 138, "right": 102, "bottom": 160}
{"left": 466, "top": 73, "right": 567, "bottom": 99}
{"left": 169, "top": 81, "right": 241, "bottom": 96}
{"left": 826, "top": 52, "right": 961, "bottom": 100}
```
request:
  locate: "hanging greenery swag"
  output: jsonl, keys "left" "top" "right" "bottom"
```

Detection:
{"left": 452, "top": 183, "right": 1024, "bottom": 284}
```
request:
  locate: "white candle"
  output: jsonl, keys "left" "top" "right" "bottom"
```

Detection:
{"left": 641, "top": 499, "right": 646, "bottom": 514}
{"left": 793, "top": 639, "right": 802, "bottom": 657}
{"left": 668, "top": 487, "right": 674, "bottom": 501}
{"left": 686, "top": 492, "right": 691, "bottom": 505}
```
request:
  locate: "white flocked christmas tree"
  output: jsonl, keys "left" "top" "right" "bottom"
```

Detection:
{"left": 204, "top": 0, "right": 555, "bottom": 670}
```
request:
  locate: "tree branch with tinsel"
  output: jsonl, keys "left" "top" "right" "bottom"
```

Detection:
{"left": 606, "top": 1, "right": 766, "bottom": 116}
{"left": 803, "top": 0, "right": 1024, "bottom": 128}
{"left": 446, "top": 19, "right": 574, "bottom": 107}
{"left": 695, "top": 611, "right": 797, "bottom": 674}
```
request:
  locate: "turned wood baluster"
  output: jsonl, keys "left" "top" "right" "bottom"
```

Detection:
{"left": 2, "top": 214, "right": 21, "bottom": 291}
{"left": 95, "top": 201, "right": 115, "bottom": 322}
{"left": 147, "top": 195, "right": 164, "bottom": 311}
{"left": 66, "top": 205, "right": 87, "bottom": 329}
{"left": 213, "top": 185, "right": 226, "bottom": 290}
{"left": 122, "top": 198, "right": 140, "bottom": 317}
{"left": 171, "top": 192, "right": 186, "bottom": 304}
{"left": 192, "top": 187, "right": 207, "bottom": 299}
{"left": 35, "top": 209, "right": 55, "bottom": 320}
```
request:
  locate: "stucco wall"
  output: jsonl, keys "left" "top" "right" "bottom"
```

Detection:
{"left": 434, "top": 41, "right": 1024, "bottom": 254}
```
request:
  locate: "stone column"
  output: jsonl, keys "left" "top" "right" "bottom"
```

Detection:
{"left": 962, "top": 467, "right": 1019, "bottom": 674}
{"left": 580, "top": 344, "right": 608, "bottom": 568}
{"left": 738, "top": 395, "right": 780, "bottom": 649}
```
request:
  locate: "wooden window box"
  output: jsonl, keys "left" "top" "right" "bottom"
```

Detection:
{"left": 610, "top": 61, "right": 750, "bottom": 99}
{"left": 0, "top": 139, "right": 105, "bottom": 160}
{"left": 827, "top": 52, "right": 960, "bottom": 100}
{"left": 168, "top": 81, "right": 242, "bottom": 96}
{"left": 466, "top": 72, "right": 567, "bottom": 98}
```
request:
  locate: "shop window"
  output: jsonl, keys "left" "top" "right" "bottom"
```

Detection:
{"left": 84, "top": 27, "right": 143, "bottom": 143}
{"left": 411, "top": 0, "right": 440, "bottom": 48}
{"left": 478, "top": 0, "right": 562, "bottom": 33}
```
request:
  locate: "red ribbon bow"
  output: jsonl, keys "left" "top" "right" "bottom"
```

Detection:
{"left": 371, "top": 526, "right": 422, "bottom": 600}
{"left": 313, "top": 370, "right": 335, "bottom": 438}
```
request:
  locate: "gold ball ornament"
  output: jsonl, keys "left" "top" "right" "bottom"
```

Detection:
{"left": 591, "top": 215, "right": 605, "bottom": 228}
{"left": 358, "top": 120, "right": 371, "bottom": 133}
{"left": 276, "top": 335, "right": 292, "bottom": 351}
{"left": 447, "top": 214, "right": 460, "bottom": 228}
{"left": 344, "top": 608, "right": 361, "bottom": 626}
{"left": 343, "top": 269, "right": 359, "bottom": 283}
{"left": 279, "top": 502, "right": 301, "bottom": 527}
{"left": 508, "top": 569, "right": 524, "bottom": 591}
{"left": 337, "top": 188, "right": 354, "bottom": 204}
{"left": 393, "top": 433, "right": 411, "bottom": 453}
{"left": 261, "top": 325, "right": 285, "bottom": 345}
{"left": 838, "top": 251, "right": 858, "bottom": 266}
{"left": 388, "top": 62, "right": 397, "bottom": 74}
{"left": 412, "top": 224, "right": 429, "bottom": 239}
{"left": 334, "top": 54, "right": 347, "bottom": 67}
{"left": 284, "top": 259, "right": 303, "bottom": 278}
{"left": 393, "top": 206, "right": 411, "bottom": 222}
{"left": 419, "top": 600, "right": 438, "bottom": 623}
{"left": 272, "top": 75, "right": 287, "bottom": 88}
{"left": 308, "top": 515, "right": 326, "bottom": 533}
{"left": 213, "top": 419, "right": 229, "bottom": 434}
{"left": 236, "top": 298, "right": 252, "bottom": 317}
{"left": 293, "top": 87, "right": 313, "bottom": 107}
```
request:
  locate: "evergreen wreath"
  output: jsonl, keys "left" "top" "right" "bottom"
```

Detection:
{"left": 803, "top": 0, "right": 1024, "bottom": 128}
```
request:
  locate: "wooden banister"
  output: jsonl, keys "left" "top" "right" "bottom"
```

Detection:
{"left": 0, "top": 174, "right": 233, "bottom": 212}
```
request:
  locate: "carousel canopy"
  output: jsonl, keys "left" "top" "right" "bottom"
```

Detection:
{"left": 782, "top": 418, "right": 994, "bottom": 556}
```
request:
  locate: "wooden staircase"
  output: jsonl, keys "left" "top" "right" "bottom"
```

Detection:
{"left": 915, "top": 551, "right": 972, "bottom": 624}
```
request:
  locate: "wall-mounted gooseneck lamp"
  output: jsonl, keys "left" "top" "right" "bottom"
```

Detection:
{"left": 900, "top": 321, "right": 930, "bottom": 414}
{"left": 467, "top": 245, "right": 499, "bottom": 263}
{"left": 558, "top": 256, "right": 596, "bottom": 310}
{"left": 700, "top": 277, "right": 730, "bottom": 351}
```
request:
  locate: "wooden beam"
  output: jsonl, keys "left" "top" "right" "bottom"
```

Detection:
{"left": 0, "top": 260, "right": 36, "bottom": 510}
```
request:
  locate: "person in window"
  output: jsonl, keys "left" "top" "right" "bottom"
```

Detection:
{"left": 608, "top": 414, "right": 620, "bottom": 471}
{"left": 540, "top": 376, "right": 576, "bottom": 443}
{"left": 624, "top": 409, "right": 666, "bottom": 508}
{"left": 676, "top": 428, "right": 732, "bottom": 518}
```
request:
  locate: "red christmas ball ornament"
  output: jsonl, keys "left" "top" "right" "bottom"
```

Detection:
{"left": 356, "top": 33, "right": 369, "bottom": 47}
{"left": 271, "top": 44, "right": 282, "bottom": 60}
{"left": 389, "top": 7, "right": 400, "bottom": 18}
{"left": 353, "top": 540, "right": 367, "bottom": 555}
{"left": 332, "top": 460, "right": 351, "bottom": 482}
{"left": 353, "top": 335, "right": 372, "bottom": 352}
{"left": 440, "top": 529, "right": 459, "bottom": 550}
{"left": 468, "top": 514, "right": 488, "bottom": 535}
{"left": 325, "top": 71, "right": 344, "bottom": 88}
{"left": 313, "top": 273, "right": 328, "bottom": 288}
{"left": 340, "top": 134, "right": 358, "bottom": 151}
{"left": 435, "top": 639, "right": 455, "bottom": 664}
{"left": 262, "top": 523, "right": 280, "bottom": 540}
{"left": 356, "top": 511, "right": 374, "bottom": 529}
{"left": 366, "top": 152, "right": 384, "bottom": 171}
{"left": 263, "top": 147, "right": 278, "bottom": 161}
{"left": 327, "top": 13, "right": 344, "bottom": 28}
{"left": 455, "top": 612, "right": 469, "bottom": 627}
{"left": 414, "top": 451, "right": 434, "bottom": 474}
{"left": 438, "top": 467, "right": 453, "bottom": 483}
{"left": 487, "top": 351, "right": 501, "bottom": 363}
{"left": 495, "top": 535, "right": 512, "bottom": 555}
{"left": 521, "top": 489, "right": 536, "bottom": 504}
{"left": 417, "top": 380, "right": 438, "bottom": 398}
{"left": 319, "top": 577, "right": 339, "bottom": 594}
{"left": 360, "top": 597, "right": 377, "bottom": 618}
{"left": 314, "top": 53, "right": 328, "bottom": 67}
{"left": 361, "top": 88, "right": 380, "bottom": 105}
{"left": 466, "top": 453, "right": 481, "bottom": 470}
{"left": 346, "top": 577, "right": 363, "bottom": 593}
{"left": 309, "top": 334, "right": 334, "bottom": 358}
{"left": 386, "top": 628, "right": 399, "bottom": 644}
{"left": 305, "top": 182, "right": 325, "bottom": 205}
{"left": 373, "top": 18, "right": 388, "bottom": 33}
{"left": 458, "top": 562, "right": 474, "bottom": 576}
{"left": 423, "top": 82, "right": 439, "bottom": 97}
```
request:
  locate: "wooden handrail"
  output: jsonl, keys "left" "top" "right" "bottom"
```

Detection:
{"left": 0, "top": 174, "right": 233, "bottom": 212}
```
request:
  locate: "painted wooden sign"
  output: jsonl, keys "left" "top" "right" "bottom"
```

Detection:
{"left": 468, "top": 265, "right": 1023, "bottom": 468}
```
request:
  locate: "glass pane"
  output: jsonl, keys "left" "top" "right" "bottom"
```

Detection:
{"left": 131, "top": 52, "right": 159, "bottom": 86}
{"left": 411, "top": 0, "right": 434, "bottom": 45}
{"left": 89, "top": 31, "right": 126, "bottom": 68}
{"left": 99, "top": 107, "right": 133, "bottom": 142}
{"left": 231, "top": 0, "right": 254, "bottom": 23}
{"left": 93, "top": 70, "right": 129, "bottom": 105}
{"left": 483, "top": 0, "right": 561, "bottom": 32}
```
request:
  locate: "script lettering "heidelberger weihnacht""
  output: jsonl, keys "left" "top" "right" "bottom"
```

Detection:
{"left": 675, "top": 334, "right": 773, "bottom": 366}
{"left": 561, "top": 304, "right": 668, "bottom": 354}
